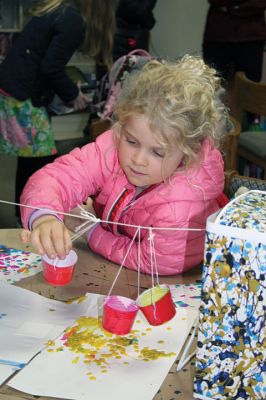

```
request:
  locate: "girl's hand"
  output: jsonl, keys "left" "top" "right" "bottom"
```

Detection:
{"left": 72, "top": 82, "right": 89, "bottom": 111}
{"left": 20, "top": 215, "right": 72, "bottom": 260}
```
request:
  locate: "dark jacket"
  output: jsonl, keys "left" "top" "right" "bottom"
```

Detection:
{"left": 116, "top": 0, "right": 157, "bottom": 30}
{"left": 0, "top": 5, "right": 86, "bottom": 106}
{"left": 113, "top": 0, "right": 157, "bottom": 60}
{"left": 204, "top": 0, "right": 266, "bottom": 43}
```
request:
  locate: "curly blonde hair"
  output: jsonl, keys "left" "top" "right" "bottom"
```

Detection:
{"left": 113, "top": 55, "right": 227, "bottom": 168}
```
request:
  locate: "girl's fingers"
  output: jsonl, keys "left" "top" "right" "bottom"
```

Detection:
{"left": 63, "top": 228, "right": 72, "bottom": 253}
{"left": 30, "top": 230, "right": 46, "bottom": 256}
{"left": 39, "top": 232, "right": 58, "bottom": 259}
{"left": 86, "top": 197, "right": 93, "bottom": 207}
{"left": 20, "top": 229, "right": 31, "bottom": 243}
{"left": 52, "top": 225, "right": 69, "bottom": 259}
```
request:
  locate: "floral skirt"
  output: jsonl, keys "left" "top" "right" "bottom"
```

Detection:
{"left": 0, "top": 93, "right": 57, "bottom": 157}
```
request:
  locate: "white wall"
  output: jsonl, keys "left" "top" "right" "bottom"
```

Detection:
{"left": 150, "top": 0, "right": 209, "bottom": 59}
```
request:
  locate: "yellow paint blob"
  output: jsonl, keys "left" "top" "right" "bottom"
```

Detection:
{"left": 138, "top": 286, "right": 167, "bottom": 307}
{"left": 47, "top": 315, "right": 176, "bottom": 377}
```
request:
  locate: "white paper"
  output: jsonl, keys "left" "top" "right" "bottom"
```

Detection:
{"left": 9, "top": 292, "right": 198, "bottom": 400}
{"left": 0, "top": 364, "right": 20, "bottom": 386}
{"left": 0, "top": 283, "right": 93, "bottom": 365}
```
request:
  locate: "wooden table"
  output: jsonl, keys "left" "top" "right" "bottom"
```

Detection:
{"left": 0, "top": 229, "right": 202, "bottom": 400}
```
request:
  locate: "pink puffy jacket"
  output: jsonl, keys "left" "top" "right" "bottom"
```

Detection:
{"left": 21, "top": 130, "right": 224, "bottom": 275}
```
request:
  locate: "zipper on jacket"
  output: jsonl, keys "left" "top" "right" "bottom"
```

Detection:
{"left": 106, "top": 188, "right": 133, "bottom": 232}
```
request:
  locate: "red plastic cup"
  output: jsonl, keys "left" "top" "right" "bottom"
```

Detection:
{"left": 42, "top": 250, "right": 78, "bottom": 286}
{"left": 137, "top": 285, "right": 176, "bottom": 326}
{"left": 102, "top": 295, "right": 139, "bottom": 335}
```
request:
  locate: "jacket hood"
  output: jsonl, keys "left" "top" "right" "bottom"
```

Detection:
{"left": 157, "top": 139, "right": 224, "bottom": 203}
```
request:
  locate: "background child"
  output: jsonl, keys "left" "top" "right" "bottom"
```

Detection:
{"left": 20, "top": 55, "right": 226, "bottom": 276}
{"left": 0, "top": 0, "right": 118, "bottom": 222}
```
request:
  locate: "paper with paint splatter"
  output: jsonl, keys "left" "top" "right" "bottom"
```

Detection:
{"left": 9, "top": 292, "right": 198, "bottom": 400}
{"left": 0, "top": 283, "right": 93, "bottom": 377}
{"left": 170, "top": 283, "right": 202, "bottom": 309}
{"left": 0, "top": 244, "right": 42, "bottom": 283}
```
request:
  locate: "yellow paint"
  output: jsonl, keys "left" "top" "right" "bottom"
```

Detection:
{"left": 46, "top": 340, "right": 55, "bottom": 346}
{"left": 66, "top": 295, "right": 88, "bottom": 304}
{"left": 46, "top": 316, "right": 176, "bottom": 377}
{"left": 140, "top": 348, "right": 176, "bottom": 361}
{"left": 138, "top": 286, "right": 167, "bottom": 307}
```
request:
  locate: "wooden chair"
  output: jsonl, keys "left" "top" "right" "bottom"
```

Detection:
{"left": 89, "top": 118, "right": 111, "bottom": 140}
{"left": 233, "top": 71, "right": 266, "bottom": 179}
{"left": 221, "top": 115, "right": 241, "bottom": 171}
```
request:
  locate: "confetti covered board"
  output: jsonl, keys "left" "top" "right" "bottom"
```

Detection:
{"left": 9, "top": 292, "right": 198, "bottom": 400}
{"left": 0, "top": 244, "right": 42, "bottom": 283}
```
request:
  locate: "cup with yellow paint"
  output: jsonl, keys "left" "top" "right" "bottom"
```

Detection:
{"left": 137, "top": 285, "right": 176, "bottom": 326}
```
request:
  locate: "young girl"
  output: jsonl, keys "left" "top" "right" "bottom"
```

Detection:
{"left": 0, "top": 0, "right": 117, "bottom": 221}
{"left": 20, "top": 55, "right": 226, "bottom": 276}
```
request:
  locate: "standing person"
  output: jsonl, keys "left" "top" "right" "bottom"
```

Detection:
{"left": 20, "top": 55, "right": 226, "bottom": 275}
{"left": 0, "top": 0, "right": 118, "bottom": 224}
{"left": 202, "top": 0, "right": 266, "bottom": 83}
{"left": 203, "top": 0, "right": 266, "bottom": 126}
{"left": 96, "top": 0, "right": 157, "bottom": 80}
{"left": 113, "top": 0, "right": 157, "bottom": 60}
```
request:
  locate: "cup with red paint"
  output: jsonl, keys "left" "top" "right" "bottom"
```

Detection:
{"left": 42, "top": 250, "right": 78, "bottom": 286}
{"left": 137, "top": 284, "right": 176, "bottom": 326}
{"left": 102, "top": 295, "right": 139, "bottom": 335}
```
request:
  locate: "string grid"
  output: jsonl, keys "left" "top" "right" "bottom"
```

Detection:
{"left": 0, "top": 199, "right": 201, "bottom": 368}
{"left": 0, "top": 199, "right": 205, "bottom": 297}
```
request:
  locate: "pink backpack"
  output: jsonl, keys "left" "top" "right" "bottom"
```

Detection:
{"left": 93, "top": 49, "right": 154, "bottom": 120}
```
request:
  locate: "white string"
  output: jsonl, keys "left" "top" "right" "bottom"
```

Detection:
{"left": 137, "top": 228, "right": 141, "bottom": 299}
{"left": 105, "top": 227, "right": 140, "bottom": 300}
{"left": 148, "top": 228, "right": 157, "bottom": 321}
{"left": 52, "top": 257, "right": 58, "bottom": 269}
{"left": 176, "top": 316, "right": 199, "bottom": 371}
{"left": 0, "top": 198, "right": 203, "bottom": 303}
{"left": 68, "top": 205, "right": 100, "bottom": 243}
{"left": 71, "top": 222, "right": 98, "bottom": 243}
{"left": 150, "top": 231, "right": 159, "bottom": 286}
{"left": 0, "top": 199, "right": 204, "bottom": 232}
{"left": 148, "top": 228, "right": 155, "bottom": 291}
